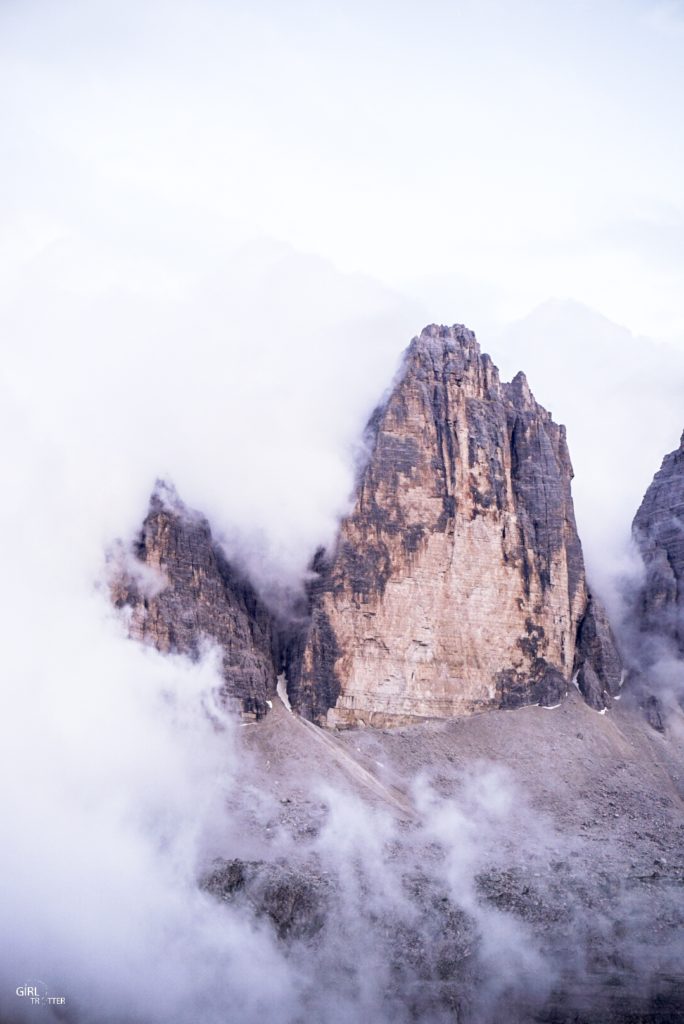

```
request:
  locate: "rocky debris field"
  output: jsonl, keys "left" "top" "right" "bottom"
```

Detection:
{"left": 199, "top": 690, "right": 684, "bottom": 1023}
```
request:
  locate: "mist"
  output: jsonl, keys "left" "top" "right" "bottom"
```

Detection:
{"left": 0, "top": 225, "right": 423, "bottom": 1021}
{"left": 2, "top": 1, "right": 684, "bottom": 1021}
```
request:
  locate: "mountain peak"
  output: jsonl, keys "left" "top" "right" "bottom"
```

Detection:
{"left": 113, "top": 486, "right": 280, "bottom": 720}
{"left": 114, "top": 324, "right": 623, "bottom": 727}
{"left": 291, "top": 326, "right": 621, "bottom": 725}
{"left": 408, "top": 323, "right": 480, "bottom": 362}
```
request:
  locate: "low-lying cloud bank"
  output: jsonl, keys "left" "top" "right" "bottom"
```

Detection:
{"left": 0, "top": 229, "right": 424, "bottom": 1022}
{"left": 3, "top": 222, "right": 684, "bottom": 1020}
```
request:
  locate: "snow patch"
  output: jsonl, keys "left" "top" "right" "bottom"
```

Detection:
{"left": 276, "top": 675, "right": 292, "bottom": 713}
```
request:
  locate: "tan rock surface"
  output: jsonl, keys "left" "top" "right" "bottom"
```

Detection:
{"left": 291, "top": 325, "right": 621, "bottom": 725}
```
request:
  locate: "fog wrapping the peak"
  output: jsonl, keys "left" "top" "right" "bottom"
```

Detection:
{"left": 2, "top": 1, "right": 684, "bottom": 1020}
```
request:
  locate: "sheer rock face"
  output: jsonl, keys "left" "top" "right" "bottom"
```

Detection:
{"left": 633, "top": 432, "right": 684, "bottom": 655}
{"left": 112, "top": 485, "right": 279, "bottom": 719}
{"left": 574, "top": 595, "right": 624, "bottom": 710}
{"left": 291, "top": 325, "right": 622, "bottom": 726}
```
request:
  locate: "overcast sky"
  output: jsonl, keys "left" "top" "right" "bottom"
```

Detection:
{"left": 1, "top": 4, "right": 683, "bottom": 1019}
{"left": 2, "top": 0, "right": 684, "bottom": 337}
{"left": 1, "top": 0, "right": 683, "bottom": 577}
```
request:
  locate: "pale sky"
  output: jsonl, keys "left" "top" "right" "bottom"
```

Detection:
{"left": 2, "top": 0, "right": 684, "bottom": 337}
{"left": 1, "top": 0, "right": 683, "bottom": 593}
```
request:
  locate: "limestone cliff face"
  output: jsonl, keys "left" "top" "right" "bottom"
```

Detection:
{"left": 112, "top": 484, "right": 279, "bottom": 719}
{"left": 633, "top": 431, "right": 684, "bottom": 654}
{"left": 291, "top": 325, "right": 622, "bottom": 725}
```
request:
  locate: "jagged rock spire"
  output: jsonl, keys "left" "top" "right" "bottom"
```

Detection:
{"left": 113, "top": 325, "right": 623, "bottom": 726}
{"left": 290, "top": 325, "right": 622, "bottom": 725}
{"left": 111, "top": 483, "right": 279, "bottom": 719}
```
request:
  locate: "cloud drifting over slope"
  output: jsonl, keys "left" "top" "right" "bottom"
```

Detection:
{"left": 1, "top": 0, "right": 684, "bottom": 1019}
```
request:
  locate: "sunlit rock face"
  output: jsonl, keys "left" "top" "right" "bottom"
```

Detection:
{"left": 633, "top": 431, "right": 684, "bottom": 655}
{"left": 291, "top": 325, "right": 622, "bottom": 726}
{"left": 112, "top": 484, "right": 279, "bottom": 719}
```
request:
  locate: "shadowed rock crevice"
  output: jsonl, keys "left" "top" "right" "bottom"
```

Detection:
{"left": 574, "top": 595, "right": 624, "bottom": 710}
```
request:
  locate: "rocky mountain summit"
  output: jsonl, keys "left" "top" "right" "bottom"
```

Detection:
{"left": 114, "top": 325, "right": 623, "bottom": 725}
{"left": 292, "top": 325, "right": 622, "bottom": 724}
{"left": 633, "top": 430, "right": 684, "bottom": 655}
{"left": 111, "top": 483, "right": 279, "bottom": 719}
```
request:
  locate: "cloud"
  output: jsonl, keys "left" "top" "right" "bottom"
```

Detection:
{"left": 0, "top": 184, "right": 424, "bottom": 1024}
{"left": 2, "top": 2, "right": 684, "bottom": 1020}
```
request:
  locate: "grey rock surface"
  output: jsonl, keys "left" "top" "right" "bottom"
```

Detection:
{"left": 201, "top": 858, "right": 332, "bottom": 940}
{"left": 633, "top": 431, "right": 684, "bottom": 655}
{"left": 112, "top": 483, "right": 279, "bottom": 718}
{"left": 210, "top": 692, "right": 684, "bottom": 1024}
{"left": 575, "top": 594, "right": 624, "bottom": 709}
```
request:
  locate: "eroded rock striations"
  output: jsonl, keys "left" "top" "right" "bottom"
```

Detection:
{"left": 633, "top": 431, "right": 684, "bottom": 655}
{"left": 111, "top": 483, "right": 279, "bottom": 718}
{"left": 290, "top": 325, "right": 622, "bottom": 725}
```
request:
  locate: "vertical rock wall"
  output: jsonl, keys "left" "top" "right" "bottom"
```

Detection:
{"left": 291, "top": 325, "right": 622, "bottom": 725}
{"left": 633, "top": 431, "right": 684, "bottom": 655}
